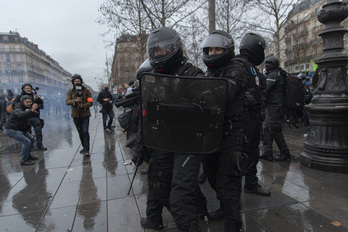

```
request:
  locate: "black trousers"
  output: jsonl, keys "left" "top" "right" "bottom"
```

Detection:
{"left": 146, "top": 149, "right": 205, "bottom": 232}
{"left": 242, "top": 112, "right": 262, "bottom": 191}
{"left": 263, "top": 106, "right": 289, "bottom": 156}
{"left": 206, "top": 134, "right": 243, "bottom": 232}
{"left": 73, "top": 117, "right": 90, "bottom": 151}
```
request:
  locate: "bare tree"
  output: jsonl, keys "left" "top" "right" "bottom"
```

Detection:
{"left": 249, "top": 0, "right": 300, "bottom": 58}
{"left": 98, "top": 0, "right": 150, "bottom": 59}
{"left": 138, "top": 0, "right": 205, "bottom": 29}
{"left": 216, "top": 0, "right": 255, "bottom": 42}
{"left": 180, "top": 14, "right": 207, "bottom": 70}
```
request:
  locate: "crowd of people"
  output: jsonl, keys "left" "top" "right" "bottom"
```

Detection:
{"left": 0, "top": 26, "right": 315, "bottom": 232}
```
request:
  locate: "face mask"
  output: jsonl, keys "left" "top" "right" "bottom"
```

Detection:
{"left": 104, "top": 87, "right": 108, "bottom": 91}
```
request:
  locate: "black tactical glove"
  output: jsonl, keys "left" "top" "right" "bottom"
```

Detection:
{"left": 132, "top": 152, "right": 144, "bottom": 167}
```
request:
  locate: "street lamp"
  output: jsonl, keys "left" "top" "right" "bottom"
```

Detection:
{"left": 300, "top": 0, "right": 348, "bottom": 173}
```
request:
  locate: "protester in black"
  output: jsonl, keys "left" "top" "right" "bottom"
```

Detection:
{"left": 97, "top": 84, "right": 114, "bottom": 132}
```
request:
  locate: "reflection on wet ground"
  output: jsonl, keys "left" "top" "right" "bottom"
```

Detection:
{"left": 0, "top": 108, "right": 347, "bottom": 232}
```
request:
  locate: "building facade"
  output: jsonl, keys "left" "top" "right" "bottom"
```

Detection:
{"left": 110, "top": 33, "right": 147, "bottom": 92}
{"left": 281, "top": 0, "right": 348, "bottom": 74}
{"left": 0, "top": 31, "right": 71, "bottom": 96}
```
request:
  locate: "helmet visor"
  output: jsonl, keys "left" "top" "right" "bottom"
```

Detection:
{"left": 147, "top": 38, "right": 180, "bottom": 64}
{"left": 202, "top": 34, "right": 233, "bottom": 50}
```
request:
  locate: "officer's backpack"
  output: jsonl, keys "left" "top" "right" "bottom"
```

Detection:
{"left": 233, "top": 57, "right": 266, "bottom": 110}
{"left": 278, "top": 70, "right": 304, "bottom": 110}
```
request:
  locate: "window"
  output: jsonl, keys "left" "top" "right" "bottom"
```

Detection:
{"left": 295, "top": 65, "right": 300, "bottom": 71}
{"left": 4, "top": 45, "right": 9, "bottom": 51}
{"left": 16, "top": 54, "right": 21, "bottom": 61}
{"left": 306, "top": 63, "right": 310, "bottom": 70}
{"left": 128, "top": 44, "right": 132, "bottom": 48}
{"left": 7, "top": 65, "right": 12, "bottom": 71}
{"left": 3, "top": 35, "right": 9, "bottom": 42}
{"left": 119, "top": 44, "right": 124, "bottom": 50}
{"left": 15, "top": 45, "right": 20, "bottom": 51}
{"left": 6, "top": 54, "right": 11, "bottom": 62}
{"left": 17, "top": 64, "right": 22, "bottom": 71}
{"left": 300, "top": 64, "right": 305, "bottom": 70}
{"left": 19, "top": 76, "right": 23, "bottom": 83}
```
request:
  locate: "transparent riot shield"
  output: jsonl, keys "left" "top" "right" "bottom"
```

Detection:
{"left": 140, "top": 73, "right": 228, "bottom": 153}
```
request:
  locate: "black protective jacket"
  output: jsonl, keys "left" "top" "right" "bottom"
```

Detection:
{"left": 97, "top": 89, "right": 114, "bottom": 111}
{"left": 4, "top": 102, "right": 39, "bottom": 132}
{"left": 264, "top": 68, "right": 286, "bottom": 107}
{"left": 205, "top": 59, "right": 247, "bottom": 119}
{"left": 234, "top": 54, "right": 266, "bottom": 112}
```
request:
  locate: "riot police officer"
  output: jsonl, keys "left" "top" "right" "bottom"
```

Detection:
{"left": 202, "top": 30, "right": 248, "bottom": 232}
{"left": 260, "top": 56, "right": 291, "bottom": 161}
{"left": 236, "top": 33, "right": 271, "bottom": 196}
{"left": 140, "top": 27, "right": 207, "bottom": 232}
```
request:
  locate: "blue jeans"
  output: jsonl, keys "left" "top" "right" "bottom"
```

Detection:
{"left": 28, "top": 117, "right": 43, "bottom": 147}
{"left": 73, "top": 117, "right": 90, "bottom": 151}
{"left": 4, "top": 129, "right": 35, "bottom": 162}
{"left": 102, "top": 108, "right": 114, "bottom": 129}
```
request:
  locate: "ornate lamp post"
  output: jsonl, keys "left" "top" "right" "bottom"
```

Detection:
{"left": 300, "top": 0, "right": 348, "bottom": 173}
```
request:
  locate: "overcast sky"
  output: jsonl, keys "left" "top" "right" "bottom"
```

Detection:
{"left": 1, "top": 0, "right": 113, "bottom": 91}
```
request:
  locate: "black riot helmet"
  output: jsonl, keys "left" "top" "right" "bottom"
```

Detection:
{"left": 239, "top": 33, "right": 266, "bottom": 66}
{"left": 202, "top": 30, "right": 235, "bottom": 69}
{"left": 71, "top": 73, "right": 83, "bottom": 84}
{"left": 136, "top": 59, "right": 153, "bottom": 80}
{"left": 264, "top": 56, "right": 280, "bottom": 70}
{"left": 146, "top": 27, "right": 184, "bottom": 73}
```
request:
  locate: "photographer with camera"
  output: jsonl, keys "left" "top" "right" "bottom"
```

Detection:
{"left": 97, "top": 84, "right": 114, "bottom": 132}
{"left": 13, "top": 83, "right": 47, "bottom": 150}
{"left": 66, "top": 74, "right": 93, "bottom": 156}
{"left": 4, "top": 95, "right": 39, "bottom": 165}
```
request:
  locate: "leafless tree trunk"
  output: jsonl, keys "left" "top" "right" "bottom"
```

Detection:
{"left": 249, "top": 0, "right": 300, "bottom": 58}
{"left": 209, "top": 0, "right": 216, "bottom": 32}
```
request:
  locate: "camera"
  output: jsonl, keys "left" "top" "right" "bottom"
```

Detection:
{"left": 75, "top": 85, "right": 83, "bottom": 97}
{"left": 33, "top": 87, "right": 39, "bottom": 95}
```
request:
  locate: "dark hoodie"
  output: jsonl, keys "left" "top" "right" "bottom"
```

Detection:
{"left": 4, "top": 101, "right": 39, "bottom": 132}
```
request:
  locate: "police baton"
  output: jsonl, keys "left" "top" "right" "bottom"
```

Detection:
{"left": 127, "top": 165, "right": 139, "bottom": 195}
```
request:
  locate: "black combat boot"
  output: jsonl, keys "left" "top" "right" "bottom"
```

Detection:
{"left": 274, "top": 153, "right": 291, "bottom": 161}
{"left": 259, "top": 152, "right": 273, "bottom": 161}
{"left": 140, "top": 217, "right": 163, "bottom": 230}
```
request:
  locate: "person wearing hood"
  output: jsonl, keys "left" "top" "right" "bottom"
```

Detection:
{"left": 4, "top": 95, "right": 39, "bottom": 165}
{"left": 97, "top": 84, "right": 114, "bottom": 132}
{"left": 13, "top": 83, "right": 46, "bottom": 150}
{"left": 66, "top": 74, "right": 93, "bottom": 156}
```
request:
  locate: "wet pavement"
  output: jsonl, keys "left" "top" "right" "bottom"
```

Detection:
{"left": 0, "top": 108, "right": 347, "bottom": 232}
